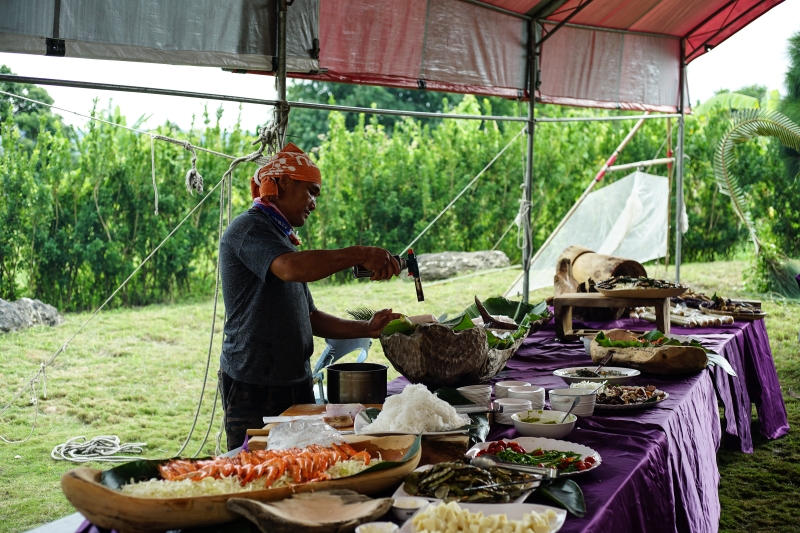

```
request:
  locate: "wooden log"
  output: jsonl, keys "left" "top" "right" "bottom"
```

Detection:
{"left": 571, "top": 251, "right": 647, "bottom": 285}
{"left": 589, "top": 329, "right": 707, "bottom": 375}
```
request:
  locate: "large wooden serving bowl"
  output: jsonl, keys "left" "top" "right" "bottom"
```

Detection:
{"left": 61, "top": 434, "right": 420, "bottom": 533}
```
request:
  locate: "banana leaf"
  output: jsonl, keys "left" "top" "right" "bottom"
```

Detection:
{"left": 100, "top": 435, "right": 422, "bottom": 489}
{"left": 434, "top": 388, "right": 490, "bottom": 446}
{"left": 536, "top": 478, "right": 586, "bottom": 518}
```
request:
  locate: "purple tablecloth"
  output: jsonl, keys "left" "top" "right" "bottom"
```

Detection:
{"left": 386, "top": 317, "right": 789, "bottom": 533}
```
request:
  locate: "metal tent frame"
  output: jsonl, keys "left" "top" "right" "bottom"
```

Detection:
{"left": 1, "top": 0, "right": 759, "bottom": 302}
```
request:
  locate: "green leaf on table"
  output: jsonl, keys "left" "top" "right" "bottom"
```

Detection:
{"left": 100, "top": 458, "right": 169, "bottom": 489}
{"left": 707, "top": 352, "right": 738, "bottom": 376}
{"left": 536, "top": 478, "right": 586, "bottom": 518}
{"left": 451, "top": 314, "right": 476, "bottom": 332}
{"left": 435, "top": 388, "right": 476, "bottom": 406}
{"left": 364, "top": 407, "right": 382, "bottom": 422}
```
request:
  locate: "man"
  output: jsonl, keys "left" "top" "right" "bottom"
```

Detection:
{"left": 218, "top": 142, "right": 401, "bottom": 450}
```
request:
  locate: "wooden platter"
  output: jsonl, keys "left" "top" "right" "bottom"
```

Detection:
{"left": 60, "top": 434, "right": 421, "bottom": 533}
{"left": 596, "top": 287, "right": 687, "bottom": 299}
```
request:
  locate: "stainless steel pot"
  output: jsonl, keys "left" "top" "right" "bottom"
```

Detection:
{"left": 326, "top": 363, "right": 387, "bottom": 404}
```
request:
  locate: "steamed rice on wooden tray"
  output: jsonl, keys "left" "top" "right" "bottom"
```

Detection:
{"left": 359, "top": 384, "right": 470, "bottom": 434}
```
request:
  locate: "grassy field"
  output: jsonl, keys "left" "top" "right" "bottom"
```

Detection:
{"left": 0, "top": 261, "right": 797, "bottom": 532}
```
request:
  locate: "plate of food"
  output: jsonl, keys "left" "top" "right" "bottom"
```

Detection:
{"left": 60, "top": 433, "right": 422, "bottom": 533}
{"left": 594, "top": 385, "right": 669, "bottom": 410}
{"left": 553, "top": 366, "right": 640, "bottom": 385}
{"left": 595, "top": 276, "right": 688, "bottom": 298}
{"left": 399, "top": 500, "right": 566, "bottom": 533}
{"left": 353, "top": 384, "right": 471, "bottom": 436}
{"left": 394, "top": 462, "right": 540, "bottom": 504}
{"left": 465, "top": 438, "right": 601, "bottom": 477}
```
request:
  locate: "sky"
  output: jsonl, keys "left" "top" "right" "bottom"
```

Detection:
{"left": 0, "top": 1, "right": 799, "bottom": 133}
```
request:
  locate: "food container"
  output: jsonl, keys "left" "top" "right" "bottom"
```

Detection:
{"left": 549, "top": 389, "right": 596, "bottom": 416}
{"left": 355, "top": 522, "right": 400, "bottom": 533}
{"left": 495, "top": 398, "right": 532, "bottom": 425}
{"left": 392, "top": 497, "right": 428, "bottom": 521}
{"left": 457, "top": 384, "right": 492, "bottom": 405}
{"left": 495, "top": 381, "right": 531, "bottom": 399}
{"left": 511, "top": 409, "right": 577, "bottom": 438}
{"left": 327, "top": 363, "right": 388, "bottom": 404}
{"left": 507, "top": 386, "right": 545, "bottom": 409}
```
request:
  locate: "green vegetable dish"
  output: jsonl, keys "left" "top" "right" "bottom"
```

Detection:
{"left": 495, "top": 448, "right": 596, "bottom": 473}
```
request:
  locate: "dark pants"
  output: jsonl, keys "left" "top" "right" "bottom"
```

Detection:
{"left": 219, "top": 370, "right": 315, "bottom": 451}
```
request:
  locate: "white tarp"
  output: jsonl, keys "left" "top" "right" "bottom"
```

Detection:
{"left": 507, "top": 171, "right": 675, "bottom": 297}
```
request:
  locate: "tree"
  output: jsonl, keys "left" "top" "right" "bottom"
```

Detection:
{"left": 287, "top": 80, "right": 522, "bottom": 151}
{"left": 0, "top": 65, "right": 69, "bottom": 151}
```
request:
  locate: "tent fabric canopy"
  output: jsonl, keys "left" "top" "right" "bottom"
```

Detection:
{"left": 0, "top": 0, "right": 785, "bottom": 110}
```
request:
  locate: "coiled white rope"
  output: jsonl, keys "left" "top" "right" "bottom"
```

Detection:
{"left": 51, "top": 436, "right": 147, "bottom": 463}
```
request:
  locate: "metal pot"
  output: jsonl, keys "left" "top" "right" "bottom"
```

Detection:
{"left": 326, "top": 363, "right": 387, "bottom": 404}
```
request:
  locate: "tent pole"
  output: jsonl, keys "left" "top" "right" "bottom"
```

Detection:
{"left": 522, "top": 21, "right": 539, "bottom": 304}
{"left": 276, "top": 0, "right": 289, "bottom": 144}
{"left": 675, "top": 40, "right": 686, "bottom": 283}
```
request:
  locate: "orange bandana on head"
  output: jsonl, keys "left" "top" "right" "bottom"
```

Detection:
{"left": 250, "top": 142, "right": 321, "bottom": 200}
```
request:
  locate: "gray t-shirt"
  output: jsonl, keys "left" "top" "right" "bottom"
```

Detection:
{"left": 219, "top": 207, "right": 316, "bottom": 386}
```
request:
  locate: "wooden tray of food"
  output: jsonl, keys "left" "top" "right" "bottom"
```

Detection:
{"left": 61, "top": 434, "right": 421, "bottom": 533}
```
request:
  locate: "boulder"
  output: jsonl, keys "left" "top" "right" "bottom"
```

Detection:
{"left": 416, "top": 251, "right": 510, "bottom": 281}
{"left": 0, "top": 297, "right": 65, "bottom": 333}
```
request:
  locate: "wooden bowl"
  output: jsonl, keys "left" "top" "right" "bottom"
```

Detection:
{"left": 61, "top": 435, "right": 420, "bottom": 533}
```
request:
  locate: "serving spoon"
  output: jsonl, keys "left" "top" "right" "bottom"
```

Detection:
{"left": 559, "top": 396, "right": 581, "bottom": 423}
{"left": 575, "top": 351, "right": 614, "bottom": 378}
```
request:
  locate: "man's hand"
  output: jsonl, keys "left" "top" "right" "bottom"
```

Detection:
{"left": 358, "top": 247, "right": 402, "bottom": 281}
{"left": 365, "top": 308, "right": 402, "bottom": 338}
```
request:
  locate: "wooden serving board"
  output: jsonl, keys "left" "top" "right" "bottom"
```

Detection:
{"left": 246, "top": 404, "right": 383, "bottom": 437}
{"left": 555, "top": 292, "right": 670, "bottom": 341}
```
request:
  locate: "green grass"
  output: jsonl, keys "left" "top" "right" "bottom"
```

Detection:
{"left": 0, "top": 261, "right": 797, "bottom": 531}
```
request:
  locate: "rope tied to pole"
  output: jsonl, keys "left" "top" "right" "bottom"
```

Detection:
{"left": 51, "top": 436, "right": 147, "bottom": 463}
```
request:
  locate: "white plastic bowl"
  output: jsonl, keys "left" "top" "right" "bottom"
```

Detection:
{"left": 457, "top": 385, "right": 492, "bottom": 405}
{"left": 550, "top": 389, "right": 597, "bottom": 416}
{"left": 511, "top": 409, "right": 577, "bottom": 438}
{"left": 392, "top": 497, "right": 429, "bottom": 521}
{"left": 507, "top": 386, "right": 545, "bottom": 407}
{"left": 495, "top": 381, "right": 531, "bottom": 399}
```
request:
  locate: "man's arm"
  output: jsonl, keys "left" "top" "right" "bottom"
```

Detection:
{"left": 310, "top": 308, "right": 401, "bottom": 339}
{"left": 270, "top": 246, "right": 400, "bottom": 283}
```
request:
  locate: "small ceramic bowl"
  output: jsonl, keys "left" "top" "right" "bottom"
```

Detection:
{"left": 511, "top": 409, "right": 577, "bottom": 438}
{"left": 355, "top": 522, "right": 400, "bottom": 533}
{"left": 392, "top": 497, "right": 429, "bottom": 521}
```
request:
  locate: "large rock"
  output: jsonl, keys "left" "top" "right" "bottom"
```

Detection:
{"left": 417, "top": 251, "right": 510, "bottom": 281}
{"left": 0, "top": 298, "right": 65, "bottom": 333}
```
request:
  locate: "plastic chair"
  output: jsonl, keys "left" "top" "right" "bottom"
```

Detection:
{"left": 312, "top": 337, "right": 372, "bottom": 403}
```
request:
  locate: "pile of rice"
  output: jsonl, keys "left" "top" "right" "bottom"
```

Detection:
{"left": 362, "top": 384, "right": 469, "bottom": 433}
